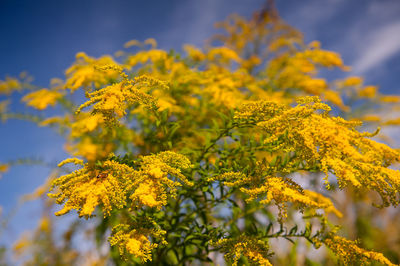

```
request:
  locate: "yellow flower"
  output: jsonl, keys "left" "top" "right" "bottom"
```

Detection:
{"left": 298, "top": 78, "right": 327, "bottom": 94}
{"left": 39, "top": 116, "right": 68, "bottom": 127}
{"left": 0, "top": 77, "right": 21, "bottom": 95}
{"left": 50, "top": 159, "right": 136, "bottom": 217}
{"left": 124, "top": 39, "right": 142, "bottom": 48}
{"left": 214, "top": 171, "right": 342, "bottom": 220}
{"left": 0, "top": 163, "right": 9, "bottom": 173}
{"left": 0, "top": 164, "right": 11, "bottom": 185}
{"left": 65, "top": 52, "right": 120, "bottom": 91}
{"left": 38, "top": 217, "right": 51, "bottom": 233}
{"left": 235, "top": 97, "right": 400, "bottom": 207}
{"left": 126, "top": 237, "right": 146, "bottom": 257}
{"left": 22, "top": 89, "right": 62, "bottom": 110}
{"left": 148, "top": 167, "right": 164, "bottom": 179}
{"left": 207, "top": 47, "right": 241, "bottom": 63}
{"left": 50, "top": 151, "right": 193, "bottom": 217}
{"left": 127, "top": 50, "right": 168, "bottom": 67}
{"left": 76, "top": 75, "right": 162, "bottom": 120}
{"left": 109, "top": 224, "right": 163, "bottom": 262}
{"left": 324, "top": 90, "right": 349, "bottom": 111}
{"left": 342, "top": 76, "right": 363, "bottom": 87}
{"left": 71, "top": 137, "right": 109, "bottom": 162}
{"left": 212, "top": 236, "right": 272, "bottom": 266}
{"left": 359, "top": 85, "right": 377, "bottom": 98}
{"left": 131, "top": 180, "right": 164, "bottom": 208}
{"left": 380, "top": 95, "right": 400, "bottom": 103}
{"left": 325, "top": 235, "right": 397, "bottom": 266}
{"left": 184, "top": 45, "right": 206, "bottom": 61}
{"left": 144, "top": 38, "right": 157, "bottom": 48}
{"left": 360, "top": 115, "right": 381, "bottom": 122}
{"left": 13, "top": 234, "right": 30, "bottom": 256}
{"left": 71, "top": 113, "right": 105, "bottom": 138}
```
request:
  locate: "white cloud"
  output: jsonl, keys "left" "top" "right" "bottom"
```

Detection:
{"left": 159, "top": 0, "right": 264, "bottom": 48}
{"left": 352, "top": 21, "right": 400, "bottom": 74}
{"left": 280, "top": 0, "right": 346, "bottom": 40}
{"left": 368, "top": 0, "right": 400, "bottom": 19}
{"left": 279, "top": 0, "right": 400, "bottom": 79}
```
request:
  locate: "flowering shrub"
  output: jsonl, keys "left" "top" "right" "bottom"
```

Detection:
{"left": 2, "top": 4, "right": 400, "bottom": 265}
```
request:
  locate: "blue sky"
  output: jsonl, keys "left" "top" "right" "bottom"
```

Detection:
{"left": 1, "top": 0, "right": 400, "bottom": 250}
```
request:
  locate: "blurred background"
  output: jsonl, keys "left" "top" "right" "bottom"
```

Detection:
{"left": 1, "top": 0, "right": 400, "bottom": 261}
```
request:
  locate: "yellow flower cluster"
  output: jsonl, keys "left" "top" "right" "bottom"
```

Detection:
{"left": 0, "top": 77, "right": 21, "bottom": 95}
{"left": 341, "top": 76, "right": 363, "bottom": 87}
{"left": 211, "top": 172, "right": 342, "bottom": 220}
{"left": 4, "top": 5, "right": 400, "bottom": 264}
{"left": 358, "top": 85, "right": 378, "bottom": 98}
{"left": 70, "top": 113, "right": 105, "bottom": 138}
{"left": 267, "top": 46, "right": 347, "bottom": 102}
{"left": 207, "top": 47, "right": 241, "bottom": 63}
{"left": 22, "top": 89, "right": 62, "bottom": 110}
{"left": 212, "top": 236, "right": 272, "bottom": 266}
{"left": 49, "top": 151, "right": 192, "bottom": 217}
{"left": 65, "top": 52, "right": 120, "bottom": 91}
{"left": 213, "top": 11, "right": 302, "bottom": 56}
{"left": 109, "top": 222, "right": 166, "bottom": 262}
{"left": 380, "top": 95, "right": 400, "bottom": 103}
{"left": 184, "top": 45, "right": 206, "bottom": 62}
{"left": 76, "top": 73, "right": 162, "bottom": 119}
{"left": 132, "top": 151, "right": 193, "bottom": 209}
{"left": 0, "top": 163, "right": 9, "bottom": 178}
{"left": 65, "top": 137, "right": 114, "bottom": 162}
{"left": 49, "top": 159, "right": 135, "bottom": 217}
{"left": 123, "top": 46, "right": 249, "bottom": 113}
{"left": 241, "top": 177, "right": 342, "bottom": 218}
{"left": 324, "top": 235, "right": 397, "bottom": 266}
{"left": 127, "top": 49, "right": 168, "bottom": 68}
{"left": 235, "top": 97, "right": 400, "bottom": 207}
{"left": 124, "top": 38, "right": 157, "bottom": 49}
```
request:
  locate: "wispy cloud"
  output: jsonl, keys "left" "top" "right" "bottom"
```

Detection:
{"left": 280, "top": 0, "right": 346, "bottom": 40}
{"left": 352, "top": 21, "right": 400, "bottom": 74}
{"left": 160, "top": 0, "right": 264, "bottom": 48}
{"left": 282, "top": 0, "right": 400, "bottom": 80}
